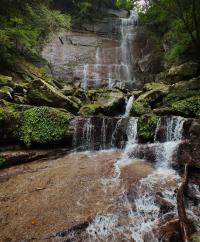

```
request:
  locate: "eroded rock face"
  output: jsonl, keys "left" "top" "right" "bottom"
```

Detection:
{"left": 42, "top": 15, "right": 161, "bottom": 90}
{"left": 177, "top": 141, "right": 200, "bottom": 168}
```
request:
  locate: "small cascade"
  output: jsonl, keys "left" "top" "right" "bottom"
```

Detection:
{"left": 124, "top": 95, "right": 134, "bottom": 117}
{"left": 72, "top": 117, "right": 127, "bottom": 151}
{"left": 101, "top": 118, "right": 107, "bottom": 150}
{"left": 82, "top": 118, "right": 94, "bottom": 150}
{"left": 84, "top": 116, "right": 190, "bottom": 242}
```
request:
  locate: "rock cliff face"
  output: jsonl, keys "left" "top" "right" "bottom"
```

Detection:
{"left": 42, "top": 10, "right": 161, "bottom": 90}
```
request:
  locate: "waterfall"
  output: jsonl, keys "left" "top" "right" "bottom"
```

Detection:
{"left": 120, "top": 10, "right": 138, "bottom": 85}
{"left": 124, "top": 95, "right": 134, "bottom": 117}
{"left": 80, "top": 11, "right": 138, "bottom": 89}
{"left": 84, "top": 116, "right": 188, "bottom": 242}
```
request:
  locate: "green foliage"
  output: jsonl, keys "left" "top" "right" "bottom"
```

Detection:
{"left": 137, "top": 0, "right": 200, "bottom": 64}
{"left": 20, "top": 107, "right": 73, "bottom": 146}
{"left": 130, "top": 101, "right": 152, "bottom": 116}
{"left": 115, "top": 0, "right": 133, "bottom": 10}
{"left": 0, "top": 1, "right": 71, "bottom": 67}
{"left": 0, "top": 155, "right": 6, "bottom": 167}
{"left": 171, "top": 96, "right": 200, "bottom": 117}
{"left": 0, "top": 106, "right": 21, "bottom": 139}
{"left": 137, "top": 114, "right": 159, "bottom": 142}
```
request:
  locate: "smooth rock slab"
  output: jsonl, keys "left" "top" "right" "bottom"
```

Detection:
{"left": 0, "top": 150, "right": 153, "bottom": 241}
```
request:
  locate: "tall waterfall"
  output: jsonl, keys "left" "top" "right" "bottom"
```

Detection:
{"left": 81, "top": 11, "right": 138, "bottom": 89}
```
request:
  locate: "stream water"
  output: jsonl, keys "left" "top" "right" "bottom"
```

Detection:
{"left": 69, "top": 114, "right": 200, "bottom": 242}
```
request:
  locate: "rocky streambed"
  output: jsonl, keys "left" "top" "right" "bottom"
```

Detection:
{"left": 0, "top": 150, "right": 153, "bottom": 241}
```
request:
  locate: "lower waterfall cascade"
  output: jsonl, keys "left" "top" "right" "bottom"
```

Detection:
{"left": 69, "top": 114, "right": 200, "bottom": 242}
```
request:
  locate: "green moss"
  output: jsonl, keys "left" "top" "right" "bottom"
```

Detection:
{"left": 0, "top": 74, "right": 12, "bottom": 87}
{"left": 20, "top": 106, "right": 73, "bottom": 146}
{"left": 170, "top": 96, "right": 200, "bottom": 117}
{"left": 130, "top": 101, "right": 152, "bottom": 116}
{"left": 191, "top": 233, "right": 200, "bottom": 242}
{"left": 79, "top": 103, "right": 101, "bottom": 115}
{"left": 137, "top": 114, "right": 159, "bottom": 142}
{"left": 0, "top": 106, "right": 21, "bottom": 139}
{"left": 0, "top": 155, "right": 6, "bottom": 168}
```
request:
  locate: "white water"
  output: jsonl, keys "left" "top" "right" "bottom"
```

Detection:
{"left": 124, "top": 96, "right": 135, "bottom": 117}
{"left": 81, "top": 11, "right": 138, "bottom": 89}
{"left": 85, "top": 116, "right": 189, "bottom": 242}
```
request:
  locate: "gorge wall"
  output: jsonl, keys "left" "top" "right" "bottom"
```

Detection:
{"left": 42, "top": 10, "right": 161, "bottom": 90}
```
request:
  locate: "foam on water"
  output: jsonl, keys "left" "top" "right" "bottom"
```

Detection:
{"left": 85, "top": 116, "right": 192, "bottom": 242}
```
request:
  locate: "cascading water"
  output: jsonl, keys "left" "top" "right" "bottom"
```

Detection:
{"left": 81, "top": 11, "right": 138, "bottom": 89}
{"left": 124, "top": 96, "right": 135, "bottom": 117}
{"left": 84, "top": 116, "right": 193, "bottom": 242}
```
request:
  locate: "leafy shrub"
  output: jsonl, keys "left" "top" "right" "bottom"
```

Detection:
{"left": 20, "top": 107, "right": 73, "bottom": 146}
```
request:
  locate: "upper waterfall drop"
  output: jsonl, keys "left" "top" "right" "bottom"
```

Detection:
{"left": 81, "top": 10, "right": 138, "bottom": 90}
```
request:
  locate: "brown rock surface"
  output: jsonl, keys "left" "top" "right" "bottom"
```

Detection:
{"left": 0, "top": 150, "right": 153, "bottom": 241}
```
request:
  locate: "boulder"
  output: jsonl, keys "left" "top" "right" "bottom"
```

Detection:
{"left": 79, "top": 89, "right": 126, "bottom": 116}
{"left": 191, "top": 232, "right": 200, "bottom": 242}
{"left": 0, "top": 106, "right": 21, "bottom": 144}
{"left": 188, "top": 120, "right": 200, "bottom": 141}
{"left": 0, "top": 74, "right": 13, "bottom": 87}
{"left": 137, "top": 82, "right": 169, "bottom": 104}
{"left": 97, "top": 89, "right": 125, "bottom": 115}
{"left": 167, "top": 62, "right": 199, "bottom": 82}
{"left": 0, "top": 86, "right": 13, "bottom": 100}
{"left": 28, "top": 79, "right": 81, "bottom": 114}
{"left": 177, "top": 141, "right": 200, "bottom": 168}
{"left": 79, "top": 104, "right": 101, "bottom": 116}
{"left": 130, "top": 101, "right": 152, "bottom": 116}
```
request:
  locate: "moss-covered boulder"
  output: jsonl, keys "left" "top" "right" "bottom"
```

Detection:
{"left": 170, "top": 96, "right": 200, "bottom": 117}
{"left": 162, "top": 77, "right": 200, "bottom": 117}
{"left": 20, "top": 106, "right": 73, "bottom": 146}
{"left": 137, "top": 114, "right": 159, "bottom": 142}
{"left": 130, "top": 101, "right": 152, "bottom": 116}
{"left": 0, "top": 74, "right": 13, "bottom": 87}
{"left": 191, "top": 232, "right": 200, "bottom": 242}
{"left": 78, "top": 89, "right": 125, "bottom": 116}
{"left": 79, "top": 104, "right": 102, "bottom": 116}
{"left": 138, "top": 82, "right": 169, "bottom": 103}
{"left": 167, "top": 62, "right": 199, "bottom": 82}
{"left": 28, "top": 79, "right": 81, "bottom": 114}
{"left": 130, "top": 82, "right": 169, "bottom": 116}
{"left": 97, "top": 89, "right": 125, "bottom": 115}
{"left": 0, "top": 105, "right": 21, "bottom": 143}
{"left": 0, "top": 86, "right": 13, "bottom": 100}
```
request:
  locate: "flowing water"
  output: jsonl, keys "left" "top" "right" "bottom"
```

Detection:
{"left": 81, "top": 11, "right": 138, "bottom": 89}
{"left": 77, "top": 116, "right": 200, "bottom": 242}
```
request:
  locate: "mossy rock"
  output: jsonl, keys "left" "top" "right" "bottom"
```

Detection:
{"left": 137, "top": 82, "right": 169, "bottom": 103}
{"left": 0, "top": 86, "right": 13, "bottom": 100}
{"left": 20, "top": 106, "right": 73, "bottom": 146}
{"left": 130, "top": 101, "right": 152, "bottom": 116}
{"left": 170, "top": 96, "right": 200, "bottom": 117}
{"left": 191, "top": 232, "right": 200, "bottom": 242}
{"left": 0, "top": 74, "right": 12, "bottom": 87}
{"left": 79, "top": 104, "right": 102, "bottom": 116}
{"left": 97, "top": 89, "right": 125, "bottom": 115}
{"left": 137, "top": 114, "right": 159, "bottom": 142}
{"left": 28, "top": 79, "right": 80, "bottom": 114}
{"left": 168, "top": 62, "right": 199, "bottom": 79}
{"left": 0, "top": 155, "right": 7, "bottom": 168}
{"left": 0, "top": 106, "right": 21, "bottom": 142}
{"left": 164, "top": 77, "right": 200, "bottom": 104}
